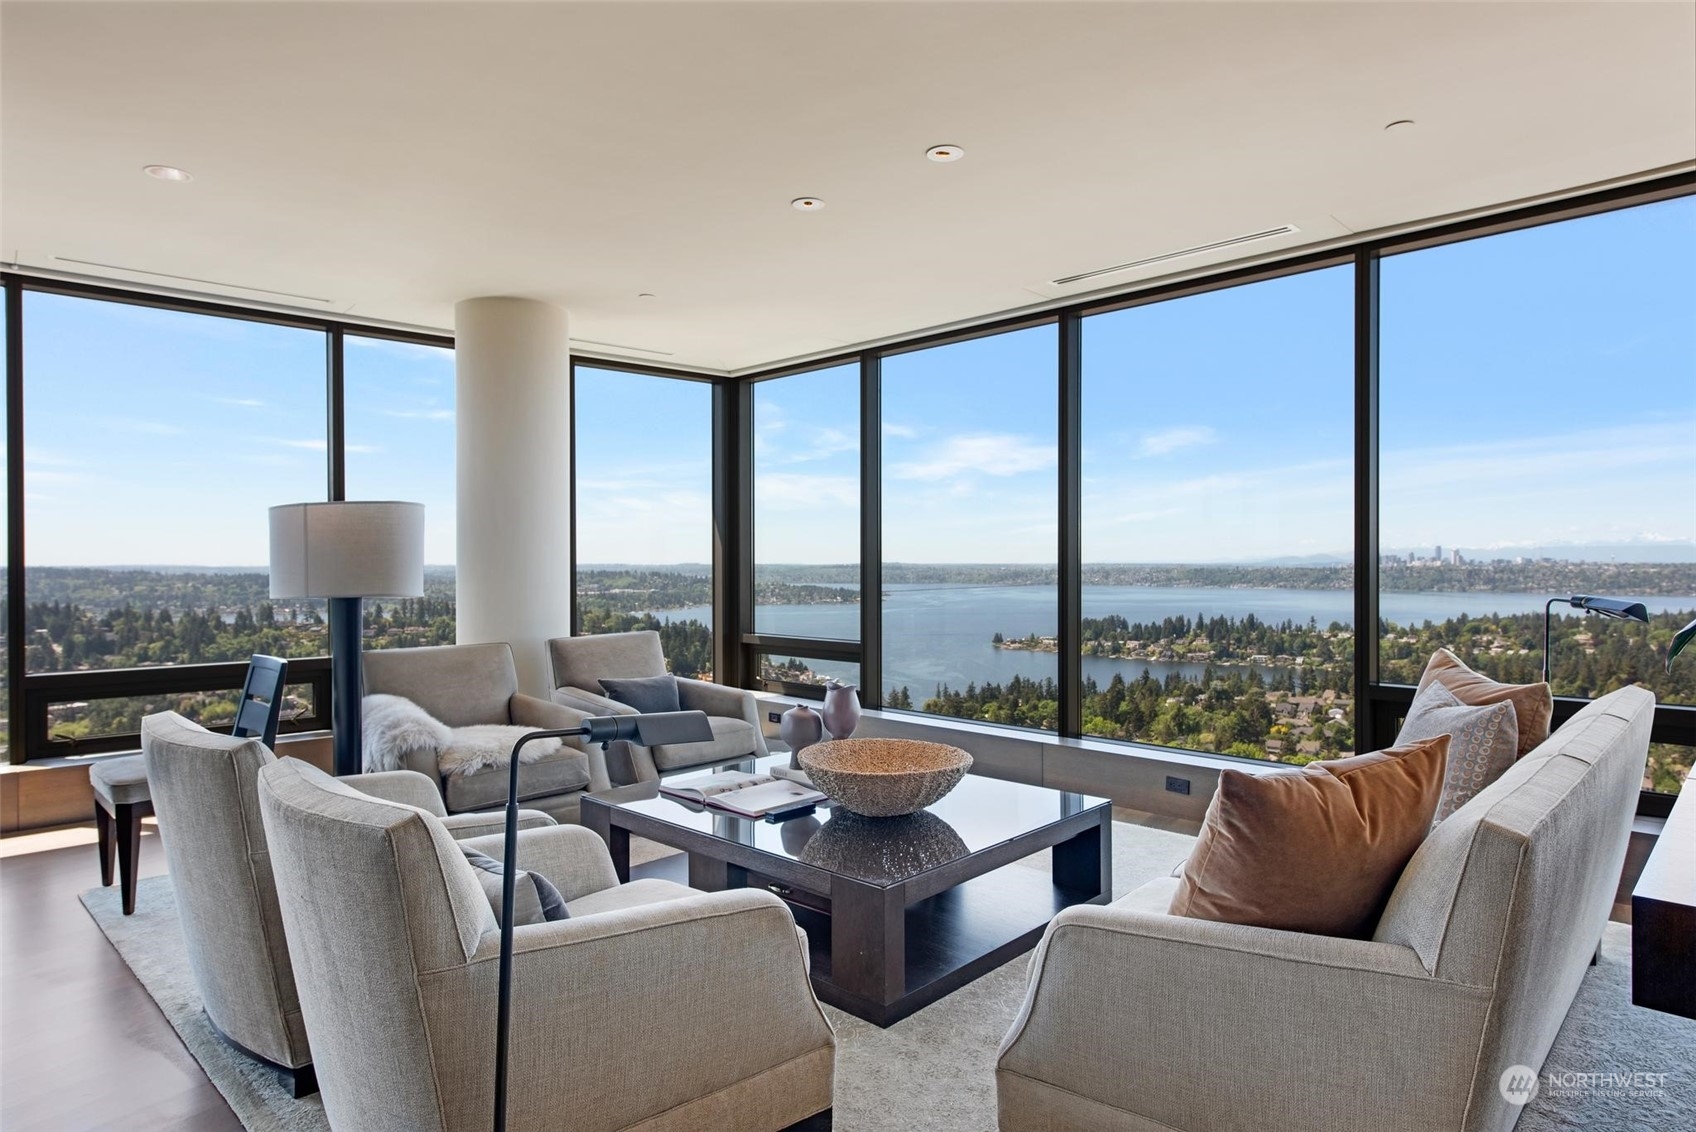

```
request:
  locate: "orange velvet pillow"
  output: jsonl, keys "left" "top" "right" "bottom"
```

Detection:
{"left": 1417, "top": 648, "right": 1552, "bottom": 758}
{"left": 1169, "top": 736, "right": 1448, "bottom": 938}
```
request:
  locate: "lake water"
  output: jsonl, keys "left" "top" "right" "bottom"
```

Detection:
{"left": 645, "top": 584, "right": 1696, "bottom": 696}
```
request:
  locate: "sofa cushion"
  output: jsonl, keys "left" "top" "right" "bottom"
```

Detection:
{"left": 564, "top": 877, "right": 698, "bottom": 918}
{"left": 1169, "top": 736, "right": 1447, "bottom": 938}
{"left": 1395, "top": 679, "right": 1518, "bottom": 825}
{"left": 649, "top": 715, "right": 760, "bottom": 771}
{"left": 362, "top": 643, "right": 518, "bottom": 728}
{"left": 548, "top": 631, "right": 667, "bottom": 696}
{"left": 1417, "top": 648, "right": 1551, "bottom": 757}
{"left": 459, "top": 845, "right": 569, "bottom": 925}
{"left": 443, "top": 748, "right": 592, "bottom": 812}
{"left": 600, "top": 674, "right": 682, "bottom": 714}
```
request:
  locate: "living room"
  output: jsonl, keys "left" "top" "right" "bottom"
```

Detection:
{"left": 1, "top": 2, "right": 1693, "bottom": 1130}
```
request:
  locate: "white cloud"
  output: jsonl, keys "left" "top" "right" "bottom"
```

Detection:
{"left": 756, "top": 473, "right": 859, "bottom": 510}
{"left": 216, "top": 397, "right": 266, "bottom": 409}
{"left": 889, "top": 433, "right": 1055, "bottom": 481}
{"left": 1137, "top": 425, "right": 1217, "bottom": 457}
{"left": 882, "top": 422, "right": 920, "bottom": 440}
{"left": 265, "top": 438, "right": 379, "bottom": 454}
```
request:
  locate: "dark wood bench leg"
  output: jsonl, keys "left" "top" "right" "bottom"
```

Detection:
{"left": 95, "top": 802, "right": 116, "bottom": 887}
{"left": 115, "top": 801, "right": 143, "bottom": 915}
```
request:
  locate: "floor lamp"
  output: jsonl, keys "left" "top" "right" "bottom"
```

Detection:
{"left": 494, "top": 710, "right": 713, "bottom": 1132}
{"left": 1542, "top": 594, "right": 1650, "bottom": 684}
{"left": 269, "top": 501, "right": 425, "bottom": 776}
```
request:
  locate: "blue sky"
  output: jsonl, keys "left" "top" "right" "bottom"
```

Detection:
{"left": 20, "top": 296, "right": 459, "bottom": 566}
{"left": 15, "top": 197, "right": 1694, "bottom": 568}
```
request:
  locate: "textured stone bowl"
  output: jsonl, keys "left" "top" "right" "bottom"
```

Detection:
{"left": 799, "top": 738, "right": 973, "bottom": 817}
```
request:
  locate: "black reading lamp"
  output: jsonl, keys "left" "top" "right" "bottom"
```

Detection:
{"left": 1542, "top": 595, "right": 1650, "bottom": 684}
{"left": 493, "top": 710, "right": 713, "bottom": 1132}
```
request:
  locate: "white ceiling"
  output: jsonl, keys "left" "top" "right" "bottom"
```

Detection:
{"left": 3, "top": 1, "right": 1693, "bottom": 374}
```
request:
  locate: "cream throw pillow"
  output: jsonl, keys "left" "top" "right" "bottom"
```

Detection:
{"left": 1395, "top": 679, "right": 1517, "bottom": 824}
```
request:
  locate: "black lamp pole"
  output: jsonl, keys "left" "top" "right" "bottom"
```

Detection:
{"left": 327, "top": 596, "right": 364, "bottom": 777}
{"left": 493, "top": 710, "right": 713, "bottom": 1132}
{"left": 1542, "top": 594, "right": 1651, "bottom": 684}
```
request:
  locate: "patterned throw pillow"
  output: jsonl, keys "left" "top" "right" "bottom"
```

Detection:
{"left": 459, "top": 845, "right": 570, "bottom": 925}
{"left": 1417, "top": 648, "right": 1551, "bottom": 758}
{"left": 1395, "top": 679, "right": 1519, "bottom": 825}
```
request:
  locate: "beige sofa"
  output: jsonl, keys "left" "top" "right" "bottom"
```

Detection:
{"left": 363, "top": 641, "right": 611, "bottom": 822}
{"left": 548, "top": 630, "right": 767, "bottom": 784}
{"left": 139, "top": 711, "right": 555, "bottom": 1095}
{"left": 257, "top": 755, "right": 836, "bottom": 1132}
{"left": 996, "top": 684, "right": 1655, "bottom": 1132}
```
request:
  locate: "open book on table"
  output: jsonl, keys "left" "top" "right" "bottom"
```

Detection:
{"left": 659, "top": 770, "right": 826, "bottom": 818}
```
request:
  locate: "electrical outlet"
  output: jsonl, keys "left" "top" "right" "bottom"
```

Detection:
{"left": 768, "top": 711, "right": 783, "bottom": 724}
{"left": 1165, "top": 776, "right": 1191, "bottom": 796}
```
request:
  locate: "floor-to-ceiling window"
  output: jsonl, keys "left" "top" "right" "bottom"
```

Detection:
{"left": 572, "top": 365, "right": 715, "bottom": 679}
{"left": 880, "top": 324, "right": 1060, "bottom": 728}
{"left": 752, "top": 363, "right": 860, "bottom": 688}
{"left": 1380, "top": 196, "right": 1696, "bottom": 794}
{"left": 21, "top": 292, "right": 329, "bottom": 741}
{"left": 1081, "top": 266, "right": 1354, "bottom": 762}
{"left": 343, "top": 333, "right": 457, "bottom": 651}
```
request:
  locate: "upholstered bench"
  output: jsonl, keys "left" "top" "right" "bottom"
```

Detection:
{"left": 90, "top": 754, "right": 153, "bottom": 915}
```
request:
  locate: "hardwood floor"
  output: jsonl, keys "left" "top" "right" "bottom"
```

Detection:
{"left": 0, "top": 822, "right": 241, "bottom": 1131}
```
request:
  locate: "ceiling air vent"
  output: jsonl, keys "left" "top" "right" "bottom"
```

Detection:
{"left": 1050, "top": 225, "right": 1300, "bottom": 287}
{"left": 51, "top": 256, "right": 334, "bottom": 304}
{"left": 570, "top": 337, "right": 675, "bottom": 358}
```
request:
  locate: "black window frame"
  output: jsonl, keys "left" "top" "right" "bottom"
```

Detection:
{"left": 720, "top": 172, "right": 1696, "bottom": 814}
{"left": 1, "top": 273, "right": 452, "bottom": 761}
{"left": 6, "top": 172, "right": 1692, "bottom": 821}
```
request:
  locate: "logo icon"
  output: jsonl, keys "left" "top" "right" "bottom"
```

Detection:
{"left": 1499, "top": 1065, "right": 1540, "bottom": 1105}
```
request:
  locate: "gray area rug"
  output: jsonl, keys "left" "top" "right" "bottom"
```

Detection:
{"left": 81, "top": 824, "right": 1694, "bottom": 1131}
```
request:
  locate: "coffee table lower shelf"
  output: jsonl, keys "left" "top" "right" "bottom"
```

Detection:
{"left": 623, "top": 829, "right": 1110, "bottom": 1027}
{"left": 795, "top": 865, "right": 1103, "bottom": 1025}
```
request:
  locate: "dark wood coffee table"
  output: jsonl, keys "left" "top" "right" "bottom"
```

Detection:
{"left": 581, "top": 757, "right": 1111, "bottom": 1026}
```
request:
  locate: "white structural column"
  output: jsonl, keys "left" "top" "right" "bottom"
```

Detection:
{"left": 454, "top": 297, "right": 572, "bottom": 695}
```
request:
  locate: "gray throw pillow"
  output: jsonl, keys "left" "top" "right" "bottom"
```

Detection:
{"left": 459, "top": 845, "right": 569, "bottom": 925}
{"left": 1394, "top": 678, "right": 1518, "bottom": 825}
{"left": 599, "top": 674, "right": 682, "bottom": 714}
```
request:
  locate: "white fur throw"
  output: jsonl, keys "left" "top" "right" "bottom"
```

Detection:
{"left": 437, "top": 726, "right": 564, "bottom": 777}
{"left": 362, "top": 694, "right": 452, "bottom": 773}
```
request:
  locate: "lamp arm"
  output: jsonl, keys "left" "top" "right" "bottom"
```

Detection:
{"left": 1543, "top": 597, "right": 1571, "bottom": 686}
{"left": 494, "top": 725, "right": 591, "bottom": 1132}
{"left": 492, "top": 711, "right": 709, "bottom": 1132}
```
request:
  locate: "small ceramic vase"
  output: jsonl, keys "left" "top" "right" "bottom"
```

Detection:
{"left": 780, "top": 702, "right": 824, "bottom": 768}
{"left": 821, "top": 680, "right": 862, "bottom": 740}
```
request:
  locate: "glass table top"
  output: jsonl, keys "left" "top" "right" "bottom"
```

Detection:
{"left": 596, "top": 755, "right": 1109, "bottom": 888}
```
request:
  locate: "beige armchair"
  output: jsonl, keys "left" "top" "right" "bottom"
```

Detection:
{"left": 548, "top": 630, "right": 767, "bottom": 784}
{"left": 995, "top": 685, "right": 1655, "bottom": 1132}
{"left": 139, "top": 711, "right": 555, "bottom": 1097}
{"left": 363, "top": 641, "right": 611, "bottom": 822}
{"left": 257, "top": 755, "right": 836, "bottom": 1132}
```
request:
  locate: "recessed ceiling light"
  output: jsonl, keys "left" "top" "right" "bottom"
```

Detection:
{"left": 1384, "top": 120, "right": 1415, "bottom": 131}
{"left": 791, "top": 197, "right": 825, "bottom": 212}
{"left": 143, "top": 164, "right": 193, "bottom": 182}
{"left": 925, "top": 145, "right": 964, "bottom": 163}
